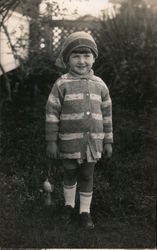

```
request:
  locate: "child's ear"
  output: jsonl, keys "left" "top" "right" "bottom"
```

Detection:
{"left": 91, "top": 53, "right": 96, "bottom": 62}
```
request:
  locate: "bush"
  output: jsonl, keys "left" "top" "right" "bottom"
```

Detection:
{"left": 94, "top": 1, "right": 157, "bottom": 150}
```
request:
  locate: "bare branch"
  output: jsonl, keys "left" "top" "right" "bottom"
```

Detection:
{"left": 0, "top": 0, "right": 20, "bottom": 24}
{"left": 1, "top": 23, "right": 17, "bottom": 60}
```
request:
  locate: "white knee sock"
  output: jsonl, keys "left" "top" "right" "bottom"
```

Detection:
{"left": 63, "top": 183, "right": 77, "bottom": 208}
{"left": 79, "top": 191, "right": 93, "bottom": 214}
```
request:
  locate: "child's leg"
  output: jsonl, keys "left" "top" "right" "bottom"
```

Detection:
{"left": 79, "top": 162, "right": 95, "bottom": 214}
{"left": 62, "top": 159, "right": 78, "bottom": 208}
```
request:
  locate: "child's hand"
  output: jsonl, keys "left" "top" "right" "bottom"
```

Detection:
{"left": 103, "top": 143, "right": 112, "bottom": 158}
{"left": 46, "top": 141, "right": 59, "bottom": 159}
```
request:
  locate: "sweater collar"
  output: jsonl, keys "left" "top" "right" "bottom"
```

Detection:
{"left": 68, "top": 69, "right": 94, "bottom": 80}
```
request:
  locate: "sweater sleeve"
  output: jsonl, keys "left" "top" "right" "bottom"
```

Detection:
{"left": 101, "top": 84, "right": 113, "bottom": 144}
{"left": 46, "top": 80, "right": 63, "bottom": 141}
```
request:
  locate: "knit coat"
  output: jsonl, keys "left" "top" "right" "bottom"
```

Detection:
{"left": 46, "top": 70, "right": 113, "bottom": 160}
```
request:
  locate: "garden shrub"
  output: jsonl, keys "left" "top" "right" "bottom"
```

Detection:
{"left": 95, "top": 1, "right": 157, "bottom": 151}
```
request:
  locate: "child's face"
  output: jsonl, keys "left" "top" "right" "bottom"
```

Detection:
{"left": 68, "top": 52, "right": 95, "bottom": 75}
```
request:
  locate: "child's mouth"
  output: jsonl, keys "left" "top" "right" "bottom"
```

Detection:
{"left": 77, "top": 66, "right": 86, "bottom": 69}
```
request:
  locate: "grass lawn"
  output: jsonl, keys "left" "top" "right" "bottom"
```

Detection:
{"left": 0, "top": 94, "right": 156, "bottom": 248}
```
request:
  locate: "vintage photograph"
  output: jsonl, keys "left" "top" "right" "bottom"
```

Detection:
{"left": 0, "top": 0, "right": 156, "bottom": 248}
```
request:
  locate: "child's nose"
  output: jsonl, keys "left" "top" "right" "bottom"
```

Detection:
{"left": 78, "top": 56, "right": 85, "bottom": 63}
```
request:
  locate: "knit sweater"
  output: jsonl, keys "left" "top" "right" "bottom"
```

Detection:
{"left": 46, "top": 70, "right": 113, "bottom": 160}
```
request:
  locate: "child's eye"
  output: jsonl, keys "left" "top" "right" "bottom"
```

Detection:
{"left": 72, "top": 55, "right": 79, "bottom": 58}
{"left": 84, "top": 54, "right": 91, "bottom": 58}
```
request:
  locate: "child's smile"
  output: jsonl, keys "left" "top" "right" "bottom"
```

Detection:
{"left": 68, "top": 53, "right": 95, "bottom": 75}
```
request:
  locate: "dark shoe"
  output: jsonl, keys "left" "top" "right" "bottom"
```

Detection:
{"left": 79, "top": 212, "right": 94, "bottom": 230}
{"left": 61, "top": 205, "right": 74, "bottom": 224}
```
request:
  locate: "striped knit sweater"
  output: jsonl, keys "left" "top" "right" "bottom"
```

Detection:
{"left": 46, "top": 70, "right": 113, "bottom": 160}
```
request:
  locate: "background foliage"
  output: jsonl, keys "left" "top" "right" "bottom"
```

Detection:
{"left": 0, "top": 0, "right": 156, "bottom": 247}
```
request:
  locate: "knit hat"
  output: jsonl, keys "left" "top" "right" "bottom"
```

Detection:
{"left": 55, "top": 31, "right": 98, "bottom": 68}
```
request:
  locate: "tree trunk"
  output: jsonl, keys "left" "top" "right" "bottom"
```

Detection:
{"left": 0, "top": 64, "right": 12, "bottom": 101}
